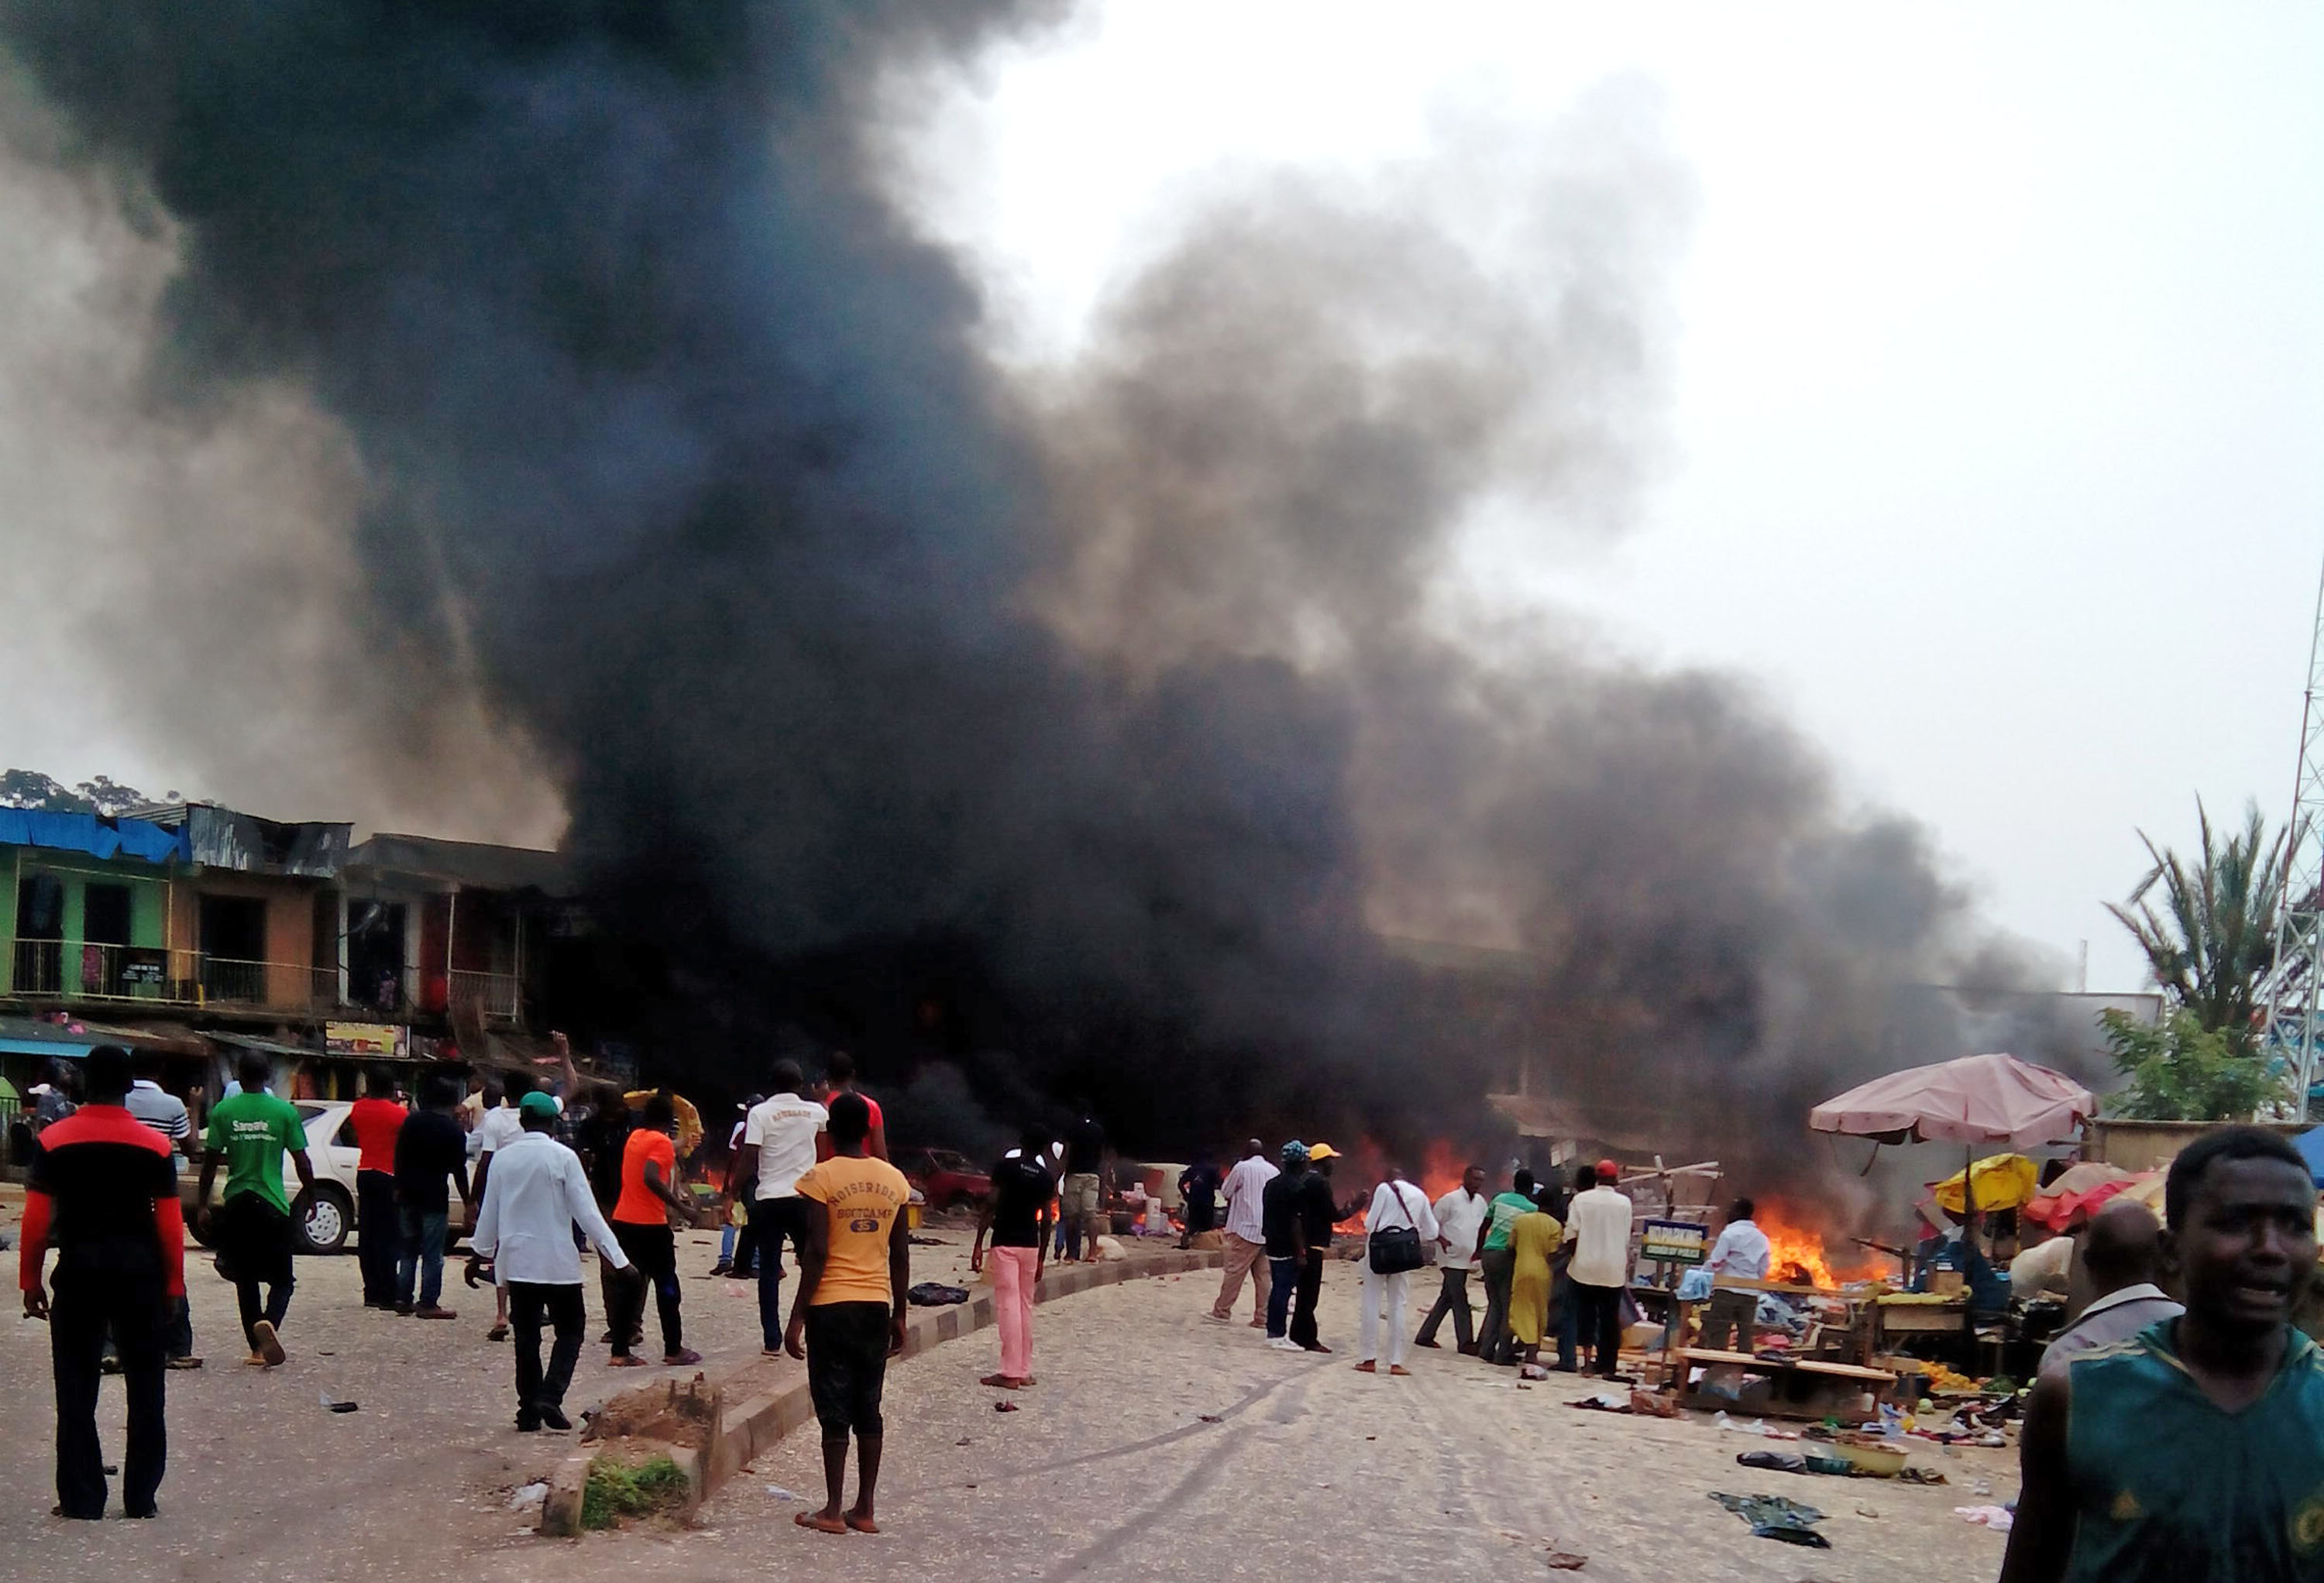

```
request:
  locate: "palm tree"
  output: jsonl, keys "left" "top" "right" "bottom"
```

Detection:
{"left": 2106, "top": 800, "right": 2289, "bottom": 1042}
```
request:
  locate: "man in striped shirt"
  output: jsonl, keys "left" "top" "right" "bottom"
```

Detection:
{"left": 20, "top": 1044, "right": 185, "bottom": 1519}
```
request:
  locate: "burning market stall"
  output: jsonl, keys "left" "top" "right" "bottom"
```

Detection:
{"left": 1809, "top": 1052, "right": 2095, "bottom": 1368}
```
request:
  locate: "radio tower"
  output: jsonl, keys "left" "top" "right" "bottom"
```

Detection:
{"left": 2260, "top": 556, "right": 2324, "bottom": 1121}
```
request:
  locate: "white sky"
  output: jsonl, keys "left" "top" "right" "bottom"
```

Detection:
{"left": 907, "top": 2, "right": 2324, "bottom": 993}
{"left": 5, "top": 3, "right": 2319, "bottom": 994}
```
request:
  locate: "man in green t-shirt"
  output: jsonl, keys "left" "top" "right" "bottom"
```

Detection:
{"left": 1473, "top": 1169, "right": 1538, "bottom": 1366}
{"left": 196, "top": 1053, "right": 314, "bottom": 1368}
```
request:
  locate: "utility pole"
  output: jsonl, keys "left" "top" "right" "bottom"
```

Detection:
{"left": 2260, "top": 555, "right": 2324, "bottom": 1121}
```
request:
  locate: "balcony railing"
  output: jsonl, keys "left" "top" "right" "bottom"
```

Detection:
{"left": 449, "top": 968, "right": 522, "bottom": 1025}
{"left": 1, "top": 939, "right": 438, "bottom": 1018}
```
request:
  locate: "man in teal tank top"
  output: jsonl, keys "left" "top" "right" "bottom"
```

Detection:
{"left": 2001, "top": 1125, "right": 2324, "bottom": 1581}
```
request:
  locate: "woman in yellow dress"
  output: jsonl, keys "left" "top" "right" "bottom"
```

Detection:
{"left": 1508, "top": 1190, "right": 1565, "bottom": 1364}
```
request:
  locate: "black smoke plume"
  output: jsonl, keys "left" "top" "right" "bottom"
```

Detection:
{"left": 0, "top": 5, "right": 2078, "bottom": 1214}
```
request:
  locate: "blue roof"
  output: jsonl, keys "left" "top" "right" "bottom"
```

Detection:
{"left": 0, "top": 809, "right": 188, "bottom": 866}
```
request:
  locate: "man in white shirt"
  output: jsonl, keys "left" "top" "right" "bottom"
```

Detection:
{"left": 1355, "top": 1167, "right": 1439, "bottom": 1375}
{"left": 2037, "top": 1200, "right": 2184, "bottom": 1379}
{"left": 1208, "top": 1139, "right": 1277, "bottom": 1326}
{"left": 471, "top": 1072, "right": 561, "bottom": 1342}
{"left": 468, "top": 1091, "right": 634, "bottom": 1432}
{"left": 1566, "top": 1159, "right": 1635, "bottom": 1379}
{"left": 1416, "top": 1164, "right": 1489, "bottom": 1354}
{"left": 1699, "top": 1197, "right": 1773, "bottom": 1354}
{"left": 732, "top": 1060, "right": 827, "bottom": 1355}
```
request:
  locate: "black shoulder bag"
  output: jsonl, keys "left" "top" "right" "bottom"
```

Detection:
{"left": 1367, "top": 1182, "right": 1426, "bottom": 1275}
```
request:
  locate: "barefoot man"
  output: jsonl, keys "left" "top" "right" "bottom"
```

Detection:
{"left": 784, "top": 1093, "right": 909, "bottom": 1536}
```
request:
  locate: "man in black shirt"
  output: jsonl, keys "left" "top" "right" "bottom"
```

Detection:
{"left": 1177, "top": 1155, "right": 1222, "bottom": 1250}
{"left": 392, "top": 1073, "right": 472, "bottom": 1319}
{"left": 1291, "top": 1142, "right": 1363, "bottom": 1353}
{"left": 1061, "top": 1112, "right": 1105, "bottom": 1263}
{"left": 1261, "top": 1142, "right": 1308, "bottom": 1350}
{"left": 971, "top": 1126, "right": 1055, "bottom": 1389}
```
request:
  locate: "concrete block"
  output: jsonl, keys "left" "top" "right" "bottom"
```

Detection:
{"left": 538, "top": 1449, "right": 593, "bottom": 1537}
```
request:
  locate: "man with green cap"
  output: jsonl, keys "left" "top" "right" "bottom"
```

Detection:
{"left": 469, "top": 1089, "right": 638, "bottom": 1431}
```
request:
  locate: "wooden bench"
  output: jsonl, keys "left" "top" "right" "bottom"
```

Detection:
{"left": 1676, "top": 1347, "right": 1898, "bottom": 1420}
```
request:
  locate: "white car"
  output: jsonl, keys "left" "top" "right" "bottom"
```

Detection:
{"left": 184, "top": 1101, "right": 364, "bottom": 1256}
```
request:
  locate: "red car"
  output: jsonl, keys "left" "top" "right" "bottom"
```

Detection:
{"left": 896, "top": 1146, "right": 993, "bottom": 1212}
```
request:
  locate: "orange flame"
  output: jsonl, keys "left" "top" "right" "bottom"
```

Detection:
{"left": 1333, "top": 1139, "right": 1474, "bottom": 1233}
{"left": 1755, "top": 1199, "right": 1882, "bottom": 1288}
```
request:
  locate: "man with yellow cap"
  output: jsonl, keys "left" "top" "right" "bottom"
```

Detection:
{"left": 1288, "top": 1143, "right": 1365, "bottom": 1353}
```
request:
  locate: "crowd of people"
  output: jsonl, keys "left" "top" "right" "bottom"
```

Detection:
{"left": 23, "top": 1059, "right": 2324, "bottom": 1575}
{"left": 13, "top": 1039, "right": 919, "bottom": 1526}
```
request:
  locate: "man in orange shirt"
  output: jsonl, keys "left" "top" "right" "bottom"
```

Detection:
{"left": 784, "top": 1093, "right": 910, "bottom": 1536}
{"left": 20, "top": 1044, "right": 186, "bottom": 1519}
{"left": 347, "top": 1066, "right": 408, "bottom": 1310}
{"left": 608, "top": 1090, "right": 700, "bottom": 1368}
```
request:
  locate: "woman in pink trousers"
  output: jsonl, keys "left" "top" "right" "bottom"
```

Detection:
{"left": 971, "top": 1127, "right": 1057, "bottom": 1389}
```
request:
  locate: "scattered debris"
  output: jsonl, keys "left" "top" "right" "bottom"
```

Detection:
{"left": 1628, "top": 1389, "right": 1678, "bottom": 1418}
{"left": 508, "top": 1483, "right": 548, "bottom": 1511}
{"left": 908, "top": 1283, "right": 970, "bottom": 1307}
{"left": 1198, "top": 1414, "right": 1222, "bottom": 1423}
{"left": 1737, "top": 1451, "right": 1810, "bottom": 1475}
{"left": 1956, "top": 1505, "right": 2014, "bottom": 1532}
{"left": 1897, "top": 1468, "right": 1949, "bottom": 1487}
{"left": 955, "top": 1437, "right": 973, "bottom": 1447}
{"left": 995, "top": 1401, "right": 1020, "bottom": 1413}
{"left": 1566, "top": 1392, "right": 1631, "bottom": 1413}
{"left": 1854, "top": 1504, "right": 1880, "bottom": 1519}
{"left": 1709, "top": 1492, "right": 1831, "bottom": 1548}
{"left": 1545, "top": 1550, "right": 1588, "bottom": 1569}
{"left": 763, "top": 1486, "right": 799, "bottom": 1502}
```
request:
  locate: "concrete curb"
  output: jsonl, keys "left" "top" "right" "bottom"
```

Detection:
{"left": 561, "top": 1247, "right": 1225, "bottom": 1529}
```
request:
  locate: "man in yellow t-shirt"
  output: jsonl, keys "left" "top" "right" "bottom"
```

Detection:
{"left": 783, "top": 1092, "right": 911, "bottom": 1537}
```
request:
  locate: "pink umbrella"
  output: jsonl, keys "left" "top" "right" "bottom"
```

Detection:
{"left": 1810, "top": 1052, "right": 2097, "bottom": 1149}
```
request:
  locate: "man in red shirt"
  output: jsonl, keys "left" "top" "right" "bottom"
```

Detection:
{"left": 20, "top": 1044, "right": 186, "bottom": 1519}
{"left": 348, "top": 1066, "right": 409, "bottom": 1310}
{"left": 608, "top": 1090, "right": 700, "bottom": 1368}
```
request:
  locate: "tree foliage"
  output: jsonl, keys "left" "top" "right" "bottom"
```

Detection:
{"left": 2105, "top": 800, "right": 2285, "bottom": 1035}
{"left": 0, "top": 769, "right": 162, "bottom": 817}
{"left": 2101, "top": 1007, "right": 2286, "bottom": 1121}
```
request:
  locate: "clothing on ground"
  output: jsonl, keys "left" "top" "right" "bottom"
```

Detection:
{"left": 796, "top": 1154, "right": 911, "bottom": 1306}
{"left": 203, "top": 1090, "right": 307, "bottom": 1214}
{"left": 471, "top": 1131, "right": 631, "bottom": 1286}
{"left": 742, "top": 1093, "right": 827, "bottom": 1200}
{"left": 1566, "top": 1183, "right": 1635, "bottom": 1289}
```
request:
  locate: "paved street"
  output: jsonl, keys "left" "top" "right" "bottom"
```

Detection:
{"left": 0, "top": 1202, "right": 2016, "bottom": 1583}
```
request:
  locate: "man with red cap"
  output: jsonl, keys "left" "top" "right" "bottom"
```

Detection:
{"left": 1564, "top": 1159, "right": 1635, "bottom": 1379}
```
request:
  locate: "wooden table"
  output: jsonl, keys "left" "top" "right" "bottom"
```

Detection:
{"left": 1674, "top": 1347, "right": 1899, "bottom": 1420}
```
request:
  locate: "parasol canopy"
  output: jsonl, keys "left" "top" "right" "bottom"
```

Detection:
{"left": 624, "top": 1089, "right": 704, "bottom": 1157}
{"left": 2022, "top": 1161, "right": 2137, "bottom": 1229}
{"left": 1809, "top": 1052, "right": 2096, "bottom": 1148}
{"left": 1929, "top": 1153, "right": 2040, "bottom": 1215}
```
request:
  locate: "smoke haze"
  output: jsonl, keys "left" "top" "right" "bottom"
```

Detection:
{"left": 0, "top": 4, "right": 2078, "bottom": 1212}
